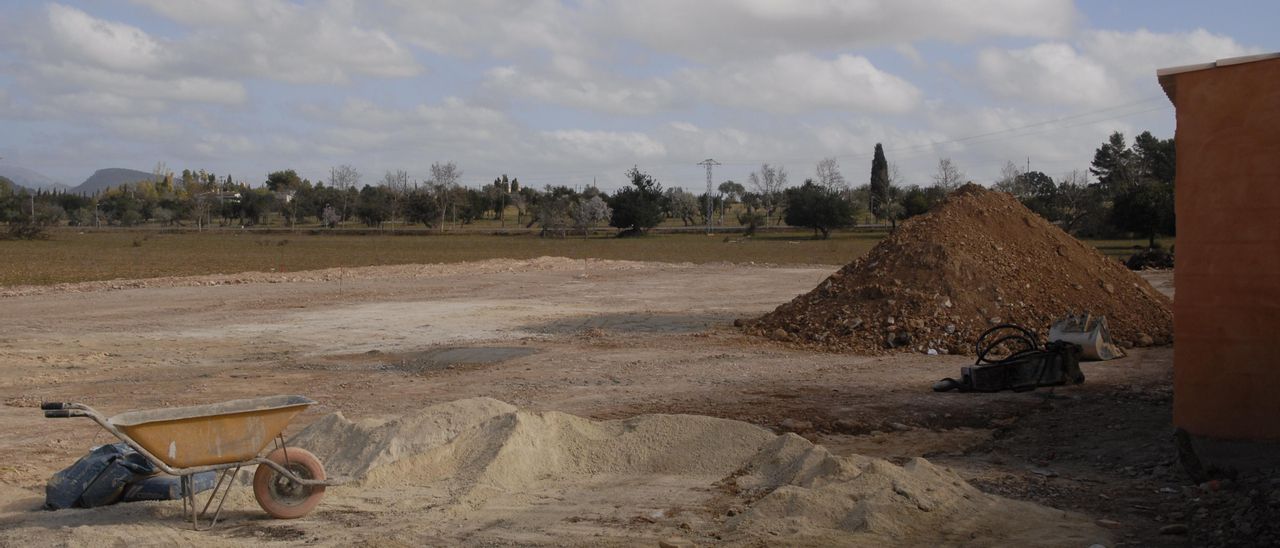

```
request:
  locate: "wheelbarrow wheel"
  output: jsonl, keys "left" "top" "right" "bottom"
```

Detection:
{"left": 253, "top": 447, "right": 326, "bottom": 519}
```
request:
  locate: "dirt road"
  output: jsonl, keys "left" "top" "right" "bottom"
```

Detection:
{"left": 0, "top": 258, "right": 1181, "bottom": 546}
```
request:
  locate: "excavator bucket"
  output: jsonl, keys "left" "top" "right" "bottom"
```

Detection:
{"left": 1049, "top": 313, "right": 1125, "bottom": 361}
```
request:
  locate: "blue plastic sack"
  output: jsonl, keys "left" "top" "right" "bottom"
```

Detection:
{"left": 45, "top": 443, "right": 155, "bottom": 509}
{"left": 123, "top": 471, "right": 217, "bottom": 502}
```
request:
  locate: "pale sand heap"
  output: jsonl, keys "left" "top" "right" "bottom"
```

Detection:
{"left": 286, "top": 398, "right": 1107, "bottom": 546}
{"left": 0, "top": 399, "right": 1108, "bottom": 546}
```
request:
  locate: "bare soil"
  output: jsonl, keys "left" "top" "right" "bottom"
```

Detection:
{"left": 0, "top": 258, "right": 1184, "bottom": 546}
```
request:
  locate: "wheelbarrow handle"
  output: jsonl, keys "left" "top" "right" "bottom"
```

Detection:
{"left": 44, "top": 409, "right": 79, "bottom": 418}
{"left": 41, "top": 402, "right": 69, "bottom": 410}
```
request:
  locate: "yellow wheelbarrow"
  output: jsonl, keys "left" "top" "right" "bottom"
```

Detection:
{"left": 42, "top": 395, "right": 345, "bottom": 528}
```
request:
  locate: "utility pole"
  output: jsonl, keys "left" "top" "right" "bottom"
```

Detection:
{"left": 697, "top": 158, "right": 720, "bottom": 234}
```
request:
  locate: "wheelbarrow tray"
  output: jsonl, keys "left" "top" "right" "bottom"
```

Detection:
{"left": 108, "top": 395, "right": 315, "bottom": 469}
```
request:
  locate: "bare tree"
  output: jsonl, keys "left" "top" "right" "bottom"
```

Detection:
{"left": 1055, "top": 169, "right": 1094, "bottom": 233}
{"left": 932, "top": 158, "right": 965, "bottom": 191}
{"left": 329, "top": 164, "right": 360, "bottom": 227}
{"left": 571, "top": 195, "right": 612, "bottom": 236}
{"left": 748, "top": 163, "right": 788, "bottom": 225}
{"left": 510, "top": 192, "right": 528, "bottom": 226}
{"left": 428, "top": 161, "right": 462, "bottom": 231}
{"left": 815, "top": 157, "right": 847, "bottom": 191}
{"left": 664, "top": 187, "right": 700, "bottom": 226}
{"left": 381, "top": 170, "right": 410, "bottom": 231}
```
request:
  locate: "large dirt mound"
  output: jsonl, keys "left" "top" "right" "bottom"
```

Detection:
{"left": 745, "top": 184, "right": 1173, "bottom": 354}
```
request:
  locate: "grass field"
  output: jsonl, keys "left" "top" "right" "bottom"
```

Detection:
{"left": 0, "top": 229, "right": 1171, "bottom": 287}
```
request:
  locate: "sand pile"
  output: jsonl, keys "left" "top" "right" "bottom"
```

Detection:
{"left": 288, "top": 397, "right": 517, "bottom": 478}
{"left": 745, "top": 184, "right": 1173, "bottom": 354}
{"left": 358, "top": 408, "right": 777, "bottom": 496}
{"left": 724, "top": 434, "right": 1104, "bottom": 546}
{"left": 284, "top": 398, "right": 1103, "bottom": 546}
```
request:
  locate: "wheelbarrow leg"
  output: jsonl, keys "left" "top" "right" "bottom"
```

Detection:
{"left": 200, "top": 465, "right": 240, "bottom": 529}
{"left": 178, "top": 465, "right": 242, "bottom": 530}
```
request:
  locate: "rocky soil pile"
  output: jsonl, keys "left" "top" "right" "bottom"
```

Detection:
{"left": 745, "top": 184, "right": 1173, "bottom": 354}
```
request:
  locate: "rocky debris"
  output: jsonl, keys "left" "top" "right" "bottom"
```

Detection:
{"left": 744, "top": 184, "right": 1173, "bottom": 354}
{"left": 778, "top": 418, "right": 813, "bottom": 434}
{"left": 1186, "top": 469, "right": 1280, "bottom": 547}
{"left": 1126, "top": 247, "right": 1175, "bottom": 270}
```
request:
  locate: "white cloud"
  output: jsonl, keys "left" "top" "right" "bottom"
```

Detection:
{"left": 136, "top": 0, "right": 420, "bottom": 85}
{"left": 682, "top": 53, "right": 922, "bottom": 113}
{"left": 1080, "top": 29, "right": 1258, "bottom": 80}
{"left": 485, "top": 65, "right": 676, "bottom": 115}
{"left": 976, "top": 29, "right": 1258, "bottom": 106}
{"left": 977, "top": 43, "right": 1119, "bottom": 106}
{"left": 603, "top": 0, "right": 1078, "bottom": 61}
{"left": 47, "top": 4, "right": 168, "bottom": 73}
{"left": 539, "top": 130, "right": 667, "bottom": 163}
{"left": 376, "top": 0, "right": 588, "bottom": 59}
{"left": 193, "top": 133, "right": 255, "bottom": 158}
{"left": 31, "top": 63, "right": 246, "bottom": 106}
{"left": 100, "top": 116, "right": 183, "bottom": 140}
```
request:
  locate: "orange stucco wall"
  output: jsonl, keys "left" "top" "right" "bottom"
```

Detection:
{"left": 1172, "top": 57, "right": 1280, "bottom": 440}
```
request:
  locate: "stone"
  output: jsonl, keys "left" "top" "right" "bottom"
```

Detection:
{"left": 779, "top": 418, "right": 813, "bottom": 433}
{"left": 1137, "top": 333, "right": 1154, "bottom": 347}
{"left": 833, "top": 418, "right": 861, "bottom": 433}
{"left": 658, "top": 538, "right": 695, "bottom": 548}
{"left": 770, "top": 328, "right": 789, "bottom": 341}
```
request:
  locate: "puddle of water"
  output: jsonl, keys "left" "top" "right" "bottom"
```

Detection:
{"left": 387, "top": 346, "right": 539, "bottom": 374}
{"left": 530, "top": 312, "right": 723, "bottom": 335}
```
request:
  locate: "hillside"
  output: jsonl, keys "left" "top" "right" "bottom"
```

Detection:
{"left": 73, "top": 168, "right": 155, "bottom": 194}
{"left": 0, "top": 165, "right": 68, "bottom": 191}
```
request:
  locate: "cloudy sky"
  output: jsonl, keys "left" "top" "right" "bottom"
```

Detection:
{"left": 0, "top": 1, "right": 1272, "bottom": 190}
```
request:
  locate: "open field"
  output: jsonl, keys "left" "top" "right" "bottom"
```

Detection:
{"left": 0, "top": 258, "right": 1183, "bottom": 546}
{"left": 0, "top": 229, "right": 1169, "bottom": 287}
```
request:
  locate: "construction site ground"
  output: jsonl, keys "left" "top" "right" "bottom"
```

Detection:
{"left": 0, "top": 258, "right": 1182, "bottom": 546}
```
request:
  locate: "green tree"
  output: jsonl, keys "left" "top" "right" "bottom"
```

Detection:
{"left": 869, "top": 143, "right": 891, "bottom": 221}
{"left": 1110, "top": 181, "right": 1173, "bottom": 248}
{"left": 1133, "top": 131, "right": 1175, "bottom": 185}
{"left": 783, "top": 180, "right": 855, "bottom": 239}
{"left": 898, "top": 185, "right": 933, "bottom": 219}
{"left": 1090, "top": 131, "right": 1135, "bottom": 195}
{"left": 608, "top": 167, "right": 664, "bottom": 235}
{"left": 356, "top": 185, "right": 393, "bottom": 227}
{"left": 265, "top": 169, "right": 303, "bottom": 192}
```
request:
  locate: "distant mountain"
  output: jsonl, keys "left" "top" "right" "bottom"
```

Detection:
{"left": 74, "top": 168, "right": 156, "bottom": 194}
{"left": 0, "top": 165, "right": 70, "bottom": 191}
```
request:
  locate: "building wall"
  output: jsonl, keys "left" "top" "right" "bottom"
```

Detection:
{"left": 1172, "top": 57, "right": 1280, "bottom": 440}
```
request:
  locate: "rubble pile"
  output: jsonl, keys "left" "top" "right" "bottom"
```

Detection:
{"left": 745, "top": 184, "right": 1173, "bottom": 354}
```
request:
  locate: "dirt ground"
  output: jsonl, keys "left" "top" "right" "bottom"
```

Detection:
{"left": 0, "top": 259, "right": 1182, "bottom": 546}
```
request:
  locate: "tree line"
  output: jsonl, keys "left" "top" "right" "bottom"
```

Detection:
{"left": 0, "top": 130, "right": 1175, "bottom": 244}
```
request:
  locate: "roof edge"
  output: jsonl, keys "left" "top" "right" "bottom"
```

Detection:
{"left": 1157, "top": 52, "right": 1280, "bottom": 77}
{"left": 1157, "top": 52, "right": 1280, "bottom": 106}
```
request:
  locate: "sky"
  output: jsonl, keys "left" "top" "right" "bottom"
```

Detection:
{"left": 0, "top": 0, "right": 1273, "bottom": 191}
